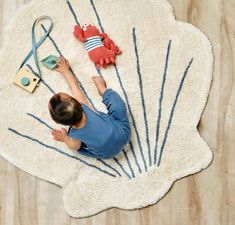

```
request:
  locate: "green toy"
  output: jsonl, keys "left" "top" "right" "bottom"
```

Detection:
{"left": 41, "top": 55, "right": 60, "bottom": 69}
{"left": 21, "top": 77, "right": 30, "bottom": 86}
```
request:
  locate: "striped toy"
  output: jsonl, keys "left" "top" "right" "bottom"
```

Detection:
{"left": 73, "top": 24, "right": 122, "bottom": 68}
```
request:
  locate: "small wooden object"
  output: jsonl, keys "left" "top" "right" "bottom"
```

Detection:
{"left": 13, "top": 68, "right": 40, "bottom": 93}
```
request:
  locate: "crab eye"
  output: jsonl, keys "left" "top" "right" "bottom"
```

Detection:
{"left": 91, "top": 23, "right": 95, "bottom": 26}
{"left": 84, "top": 23, "right": 88, "bottom": 27}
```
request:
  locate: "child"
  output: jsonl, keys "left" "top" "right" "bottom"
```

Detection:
{"left": 48, "top": 57, "right": 131, "bottom": 159}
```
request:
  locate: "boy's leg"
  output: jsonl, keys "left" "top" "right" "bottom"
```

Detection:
{"left": 102, "top": 88, "right": 129, "bottom": 123}
{"left": 92, "top": 76, "right": 129, "bottom": 124}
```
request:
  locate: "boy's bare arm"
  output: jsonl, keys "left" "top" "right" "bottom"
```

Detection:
{"left": 64, "top": 135, "right": 82, "bottom": 151}
{"left": 51, "top": 128, "right": 82, "bottom": 151}
{"left": 55, "top": 57, "right": 95, "bottom": 110}
{"left": 62, "top": 69, "right": 87, "bottom": 103}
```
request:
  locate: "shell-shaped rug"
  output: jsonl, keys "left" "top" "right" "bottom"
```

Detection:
{"left": 0, "top": 0, "right": 213, "bottom": 218}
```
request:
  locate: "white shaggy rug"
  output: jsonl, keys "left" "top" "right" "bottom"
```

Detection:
{"left": 0, "top": 0, "right": 213, "bottom": 218}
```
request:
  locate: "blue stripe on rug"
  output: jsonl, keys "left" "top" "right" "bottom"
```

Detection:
{"left": 8, "top": 128, "right": 116, "bottom": 178}
{"left": 41, "top": 25, "right": 63, "bottom": 57}
{"left": 95, "top": 66, "right": 102, "bottom": 76}
{"left": 128, "top": 139, "right": 142, "bottom": 174}
{"left": 113, "top": 157, "right": 131, "bottom": 179}
{"left": 114, "top": 65, "right": 146, "bottom": 172}
{"left": 132, "top": 27, "right": 151, "bottom": 167}
{"left": 97, "top": 159, "right": 122, "bottom": 177}
{"left": 89, "top": 0, "right": 105, "bottom": 33}
{"left": 26, "top": 113, "right": 54, "bottom": 130}
{"left": 157, "top": 58, "right": 194, "bottom": 166}
{"left": 66, "top": 0, "right": 80, "bottom": 25}
{"left": 122, "top": 148, "right": 135, "bottom": 178}
{"left": 153, "top": 40, "right": 172, "bottom": 165}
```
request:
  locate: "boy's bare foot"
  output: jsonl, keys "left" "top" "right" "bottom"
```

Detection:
{"left": 92, "top": 76, "right": 107, "bottom": 96}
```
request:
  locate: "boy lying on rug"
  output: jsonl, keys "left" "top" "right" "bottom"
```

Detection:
{"left": 48, "top": 57, "right": 131, "bottom": 159}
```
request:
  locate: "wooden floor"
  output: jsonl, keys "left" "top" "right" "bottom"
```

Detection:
{"left": 0, "top": 0, "right": 234, "bottom": 224}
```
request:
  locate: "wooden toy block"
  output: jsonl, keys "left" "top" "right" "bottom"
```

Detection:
{"left": 13, "top": 68, "right": 41, "bottom": 93}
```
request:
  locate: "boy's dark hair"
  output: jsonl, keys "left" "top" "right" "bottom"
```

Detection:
{"left": 49, "top": 94, "right": 83, "bottom": 126}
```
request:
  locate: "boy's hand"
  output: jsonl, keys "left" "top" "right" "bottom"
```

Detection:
{"left": 55, "top": 57, "right": 70, "bottom": 74}
{"left": 51, "top": 128, "right": 68, "bottom": 142}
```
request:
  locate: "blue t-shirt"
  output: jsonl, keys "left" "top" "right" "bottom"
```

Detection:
{"left": 67, "top": 103, "right": 130, "bottom": 159}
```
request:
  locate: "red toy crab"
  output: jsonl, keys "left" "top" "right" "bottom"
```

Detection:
{"left": 73, "top": 23, "right": 122, "bottom": 68}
